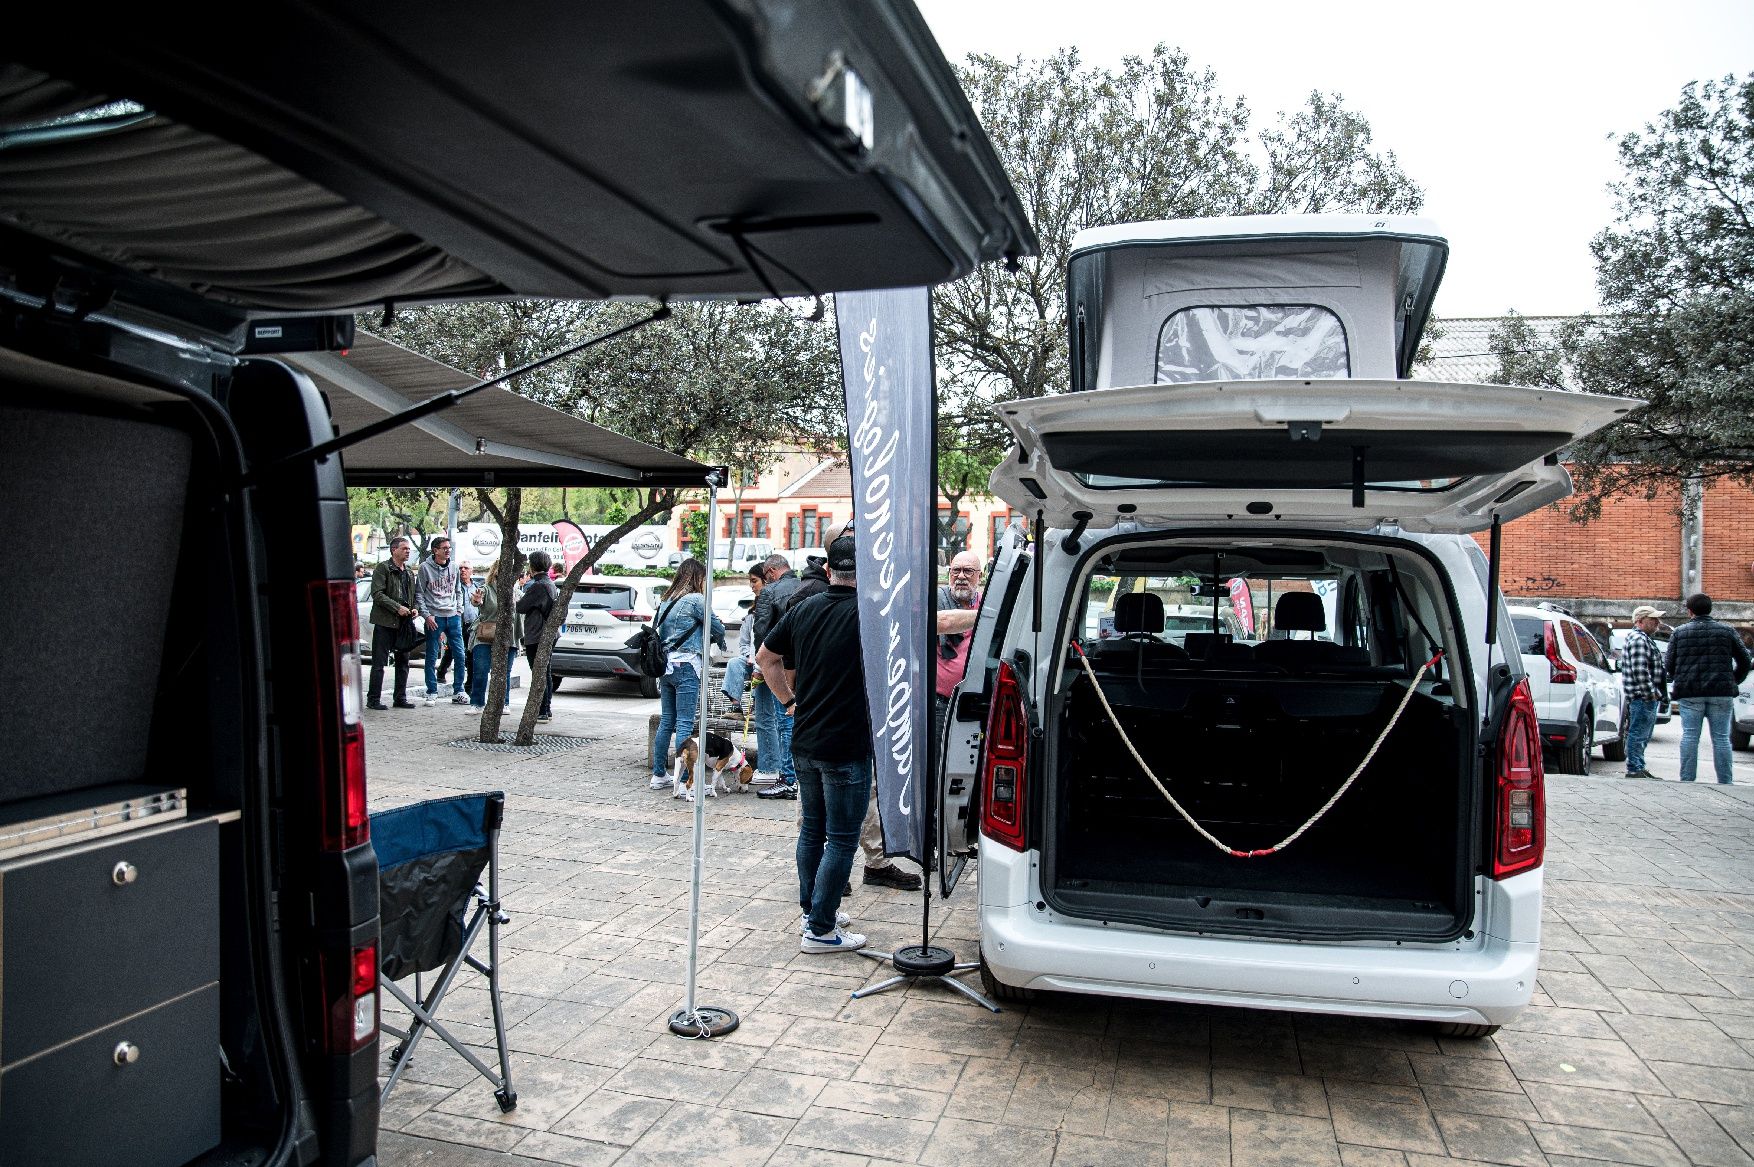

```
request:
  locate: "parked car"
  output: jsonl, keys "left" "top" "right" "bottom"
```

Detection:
{"left": 1735, "top": 670, "right": 1754, "bottom": 751}
{"left": 712, "top": 583, "right": 755, "bottom": 629}
{"left": 938, "top": 214, "right": 1629, "bottom": 1038}
{"left": 1510, "top": 605, "right": 1628, "bottom": 772}
{"left": 551, "top": 577, "right": 670, "bottom": 698}
{"left": 0, "top": 6, "right": 1028, "bottom": 1164}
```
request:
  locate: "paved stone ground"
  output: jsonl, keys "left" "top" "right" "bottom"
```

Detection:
{"left": 369, "top": 678, "right": 1754, "bottom": 1167}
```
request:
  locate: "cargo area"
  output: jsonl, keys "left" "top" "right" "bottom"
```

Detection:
{"left": 1041, "top": 537, "right": 1479, "bottom": 942}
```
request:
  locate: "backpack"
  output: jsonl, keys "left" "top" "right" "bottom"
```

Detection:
{"left": 627, "top": 596, "right": 700, "bottom": 678}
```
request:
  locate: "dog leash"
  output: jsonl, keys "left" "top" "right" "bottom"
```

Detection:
{"left": 1070, "top": 641, "right": 1443, "bottom": 858}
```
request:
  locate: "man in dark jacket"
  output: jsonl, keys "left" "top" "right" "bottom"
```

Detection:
{"left": 366, "top": 537, "right": 418, "bottom": 710}
{"left": 1665, "top": 593, "right": 1752, "bottom": 784}
{"left": 749, "top": 554, "right": 801, "bottom": 796}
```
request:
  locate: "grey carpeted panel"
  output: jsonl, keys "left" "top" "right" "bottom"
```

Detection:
{"left": 0, "top": 405, "right": 191, "bottom": 802}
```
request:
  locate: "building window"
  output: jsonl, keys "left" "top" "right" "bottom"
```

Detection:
{"left": 988, "top": 511, "right": 1016, "bottom": 555}
{"left": 788, "top": 508, "right": 835, "bottom": 549}
{"left": 723, "top": 509, "right": 768, "bottom": 540}
{"left": 937, "top": 509, "right": 971, "bottom": 556}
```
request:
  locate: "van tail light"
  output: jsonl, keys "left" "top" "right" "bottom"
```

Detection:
{"left": 1492, "top": 678, "right": 1546, "bottom": 879}
{"left": 610, "top": 610, "right": 649, "bottom": 622}
{"left": 310, "top": 580, "right": 369, "bottom": 851}
{"left": 319, "top": 942, "right": 378, "bottom": 1053}
{"left": 978, "top": 660, "right": 1030, "bottom": 852}
{"left": 1543, "top": 623, "right": 1576, "bottom": 685}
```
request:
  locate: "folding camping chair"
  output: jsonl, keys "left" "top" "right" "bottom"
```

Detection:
{"left": 372, "top": 791, "right": 517, "bottom": 1112}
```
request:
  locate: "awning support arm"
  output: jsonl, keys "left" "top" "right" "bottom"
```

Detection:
{"left": 244, "top": 302, "right": 671, "bottom": 483}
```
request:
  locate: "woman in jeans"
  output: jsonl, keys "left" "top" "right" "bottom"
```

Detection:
{"left": 649, "top": 557, "right": 728, "bottom": 790}
{"left": 466, "top": 562, "right": 507, "bottom": 710}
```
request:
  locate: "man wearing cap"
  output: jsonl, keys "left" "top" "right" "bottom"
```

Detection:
{"left": 1620, "top": 606, "right": 1669, "bottom": 780}
{"left": 1665, "top": 593, "right": 1752, "bottom": 784}
{"left": 756, "top": 535, "right": 872, "bottom": 953}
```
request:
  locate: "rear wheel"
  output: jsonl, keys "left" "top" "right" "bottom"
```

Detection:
{"left": 978, "top": 951, "right": 1037, "bottom": 1003}
{"left": 1601, "top": 730, "right": 1626, "bottom": 762}
{"left": 1733, "top": 729, "right": 1751, "bottom": 751}
{"left": 1434, "top": 1021, "right": 1501, "bottom": 1039}
{"left": 636, "top": 675, "right": 660, "bottom": 699}
{"left": 1554, "top": 713, "right": 1592, "bottom": 774}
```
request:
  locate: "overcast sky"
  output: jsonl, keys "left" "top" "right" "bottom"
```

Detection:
{"left": 914, "top": 0, "right": 1752, "bottom": 319}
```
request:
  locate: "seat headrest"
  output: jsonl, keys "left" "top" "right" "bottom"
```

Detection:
{"left": 1114, "top": 591, "right": 1165, "bottom": 634}
{"left": 1275, "top": 591, "right": 1327, "bottom": 633}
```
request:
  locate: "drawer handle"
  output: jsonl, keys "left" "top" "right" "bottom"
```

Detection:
{"left": 113, "top": 1041, "right": 140, "bottom": 1066}
{"left": 112, "top": 861, "right": 137, "bottom": 887}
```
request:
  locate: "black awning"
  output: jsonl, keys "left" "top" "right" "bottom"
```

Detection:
{"left": 288, "top": 334, "right": 712, "bottom": 489}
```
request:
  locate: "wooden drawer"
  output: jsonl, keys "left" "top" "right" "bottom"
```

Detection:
{"left": 0, "top": 982, "right": 220, "bottom": 1167}
{"left": 0, "top": 817, "right": 219, "bottom": 1064}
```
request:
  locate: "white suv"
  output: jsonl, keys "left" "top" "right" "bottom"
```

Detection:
{"left": 550, "top": 576, "right": 669, "bottom": 697}
{"left": 937, "top": 215, "right": 1629, "bottom": 1036}
{"left": 1510, "top": 605, "right": 1627, "bottom": 773}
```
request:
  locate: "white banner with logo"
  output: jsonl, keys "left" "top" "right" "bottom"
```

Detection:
{"left": 837, "top": 288, "right": 935, "bottom": 865}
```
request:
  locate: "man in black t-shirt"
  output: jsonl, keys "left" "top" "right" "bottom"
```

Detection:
{"left": 756, "top": 535, "right": 872, "bottom": 953}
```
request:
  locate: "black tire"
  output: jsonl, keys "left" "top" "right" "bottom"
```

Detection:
{"left": 1434, "top": 1021, "right": 1501, "bottom": 1039}
{"left": 1733, "top": 729, "right": 1751, "bottom": 751}
{"left": 549, "top": 677, "right": 563, "bottom": 692}
{"left": 978, "top": 951, "right": 1037, "bottom": 1003}
{"left": 1601, "top": 731, "right": 1627, "bottom": 762}
{"left": 1555, "top": 713, "right": 1592, "bottom": 775}
{"left": 637, "top": 675, "right": 660, "bottom": 699}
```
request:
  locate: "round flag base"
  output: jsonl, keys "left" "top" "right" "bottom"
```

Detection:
{"left": 668, "top": 1006, "right": 740, "bottom": 1039}
{"left": 891, "top": 944, "right": 957, "bottom": 977}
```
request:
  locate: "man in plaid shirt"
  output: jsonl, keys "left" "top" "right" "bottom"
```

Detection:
{"left": 1620, "top": 605, "right": 1669, "bottom": 780}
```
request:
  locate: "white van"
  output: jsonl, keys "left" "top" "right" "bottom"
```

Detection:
{"left": 938, "top": 216, "right": 1632, "bottom": 1036}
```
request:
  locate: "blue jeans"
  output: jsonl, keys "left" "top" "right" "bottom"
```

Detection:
{"left": 423, "top": 615, "right": 464, "bottom": 696}
{"left": 1678, "top": 697, "right": 1735, "bottom": 783}
{"left": 1624, "top": 698, "right": 1659, "bottom": 774}
{"left": 651, "top": 665, "right": 701, "bottom": 777}
{"left": 722, "top": 656, "right": 752, "bottom": 707}
{"left": 795, "top": 754, "right": 872, "bottom": 936}
{"left": 468, "top": 643, "right": 506, "bottom": 708}
{"left": 753, "top": 681, "right": 796, "bottom": 783}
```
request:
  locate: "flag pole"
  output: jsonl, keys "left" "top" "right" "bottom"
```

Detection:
{"left": 670, "top": 470, "right": 738, "bottom": 1039}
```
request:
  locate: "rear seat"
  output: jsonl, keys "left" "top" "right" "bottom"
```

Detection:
{"left": 1254, "top": 593, "right": 1371, "bottom": 672}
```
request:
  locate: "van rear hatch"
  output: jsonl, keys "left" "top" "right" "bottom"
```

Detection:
{"left": 992, "top": 379, "right": 1632, "bottom": 532}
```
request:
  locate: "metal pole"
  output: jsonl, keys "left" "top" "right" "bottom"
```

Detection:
{"left": 671, "top": 472, "right": 738, "bottom": 1037}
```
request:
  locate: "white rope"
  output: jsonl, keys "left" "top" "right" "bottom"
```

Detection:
{"left": 1071, "top": 643, "right": 1443, "bottom": 858}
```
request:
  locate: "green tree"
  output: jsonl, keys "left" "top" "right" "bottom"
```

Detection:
{"left": 1562, "top": 74, "right": 1754, "bottom": 514}
{"left": 1485, "top": 311, "right": 1567, "bottom": 391}
{"left": 931, "top": 46, "right": 1424, "bottom": 494}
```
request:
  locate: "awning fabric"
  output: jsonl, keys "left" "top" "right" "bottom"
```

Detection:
{"left": 288, "top": 333, "right": 711, "bottom": 489}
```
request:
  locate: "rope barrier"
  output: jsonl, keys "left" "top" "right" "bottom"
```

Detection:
{"left": 1070, "top": 642, "right": 1444, "bottom": 858}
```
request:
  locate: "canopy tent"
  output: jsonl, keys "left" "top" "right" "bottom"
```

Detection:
{"left": 288, "top": 333, "right": 712, "bottom": 489}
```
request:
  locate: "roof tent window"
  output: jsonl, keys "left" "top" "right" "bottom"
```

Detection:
{"left": 1155, "top": 305, "right": 1350, "bottom": 384}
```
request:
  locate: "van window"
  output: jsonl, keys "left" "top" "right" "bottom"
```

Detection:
{"left": 1155, "top": 304, "right": 1350, "bottom": 384}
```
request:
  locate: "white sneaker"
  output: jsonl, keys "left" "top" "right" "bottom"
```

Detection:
{"left": 650, "top": 774, "right": 674, "bottom": 791}
{"left": 423, "top": 694, "right": 437, "bottom": 707}
{"left": 800, "top": 926, "right": 867, "bottom": 954}
{"left": 798, "top": 910, "right": 851, "bottom": 935}
{"left": 751, "top": 770, "right": 781, "bottom": 787}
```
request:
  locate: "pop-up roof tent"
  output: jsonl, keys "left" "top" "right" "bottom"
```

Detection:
{"left": 1065, "top": 215, "right": 1448, "bottom": 392}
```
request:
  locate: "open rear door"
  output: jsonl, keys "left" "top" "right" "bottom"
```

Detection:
{"left": 938, "top": 520, "right": 1031, "bottom": 895}
{"left": 990, "top": 379, "right": 1634, "bottom": 533}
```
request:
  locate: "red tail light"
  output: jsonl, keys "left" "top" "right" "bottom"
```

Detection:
{"left": 610, "top": 609, "right": 650, "bottom": 622}
{"left": 1542, "top": 622, "right": 1576, "bottom": 685}
{"left": 978, "top": 660, "right": 1030, "bottom": 851}
{"left": 1492, "top": 678, "right": 1546, "bottom": 879}
{"left": 319, "top": 942, "right": 378, "bottom": 1053}
{"left": 310, "top": 580, "right": 369, "bottom": 851}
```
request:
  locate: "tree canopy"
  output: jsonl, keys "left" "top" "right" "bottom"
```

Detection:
{"left": 1556, "top": 73, "right": 1754, "bottom": 512}
{"left": 931, "top": 46, "right": 1424, "bottom": 531}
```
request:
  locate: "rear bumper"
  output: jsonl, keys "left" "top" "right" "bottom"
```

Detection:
{"left": 550, "top": 646, "right": 641, "bottom": 679}
{"left": 1538, "top": 718, "right": 1581, "bottom": 746}
{"left": 976, "top": 846, "right": 1541, "bottom": 1026}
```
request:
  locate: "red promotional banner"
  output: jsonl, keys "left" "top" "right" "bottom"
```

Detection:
{"left": 1227, "top": 577, "right": 1254, "bottom": 638}
{"left": 553, "top": 520, "right": 588, "bottom": 572}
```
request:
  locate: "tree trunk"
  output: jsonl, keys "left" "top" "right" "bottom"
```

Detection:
{"left": 512, "top": 487, "right": 678, "bottom": 747}
{"left": 476, "top": 487, "right": 523, "bottom": 743}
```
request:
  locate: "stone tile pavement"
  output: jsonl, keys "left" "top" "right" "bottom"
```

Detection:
{"left": 367, "top": 689, "right": 1754, "bottom": 1167}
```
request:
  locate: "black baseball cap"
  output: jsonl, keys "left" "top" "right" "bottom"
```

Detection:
{"left": 827, "top": 535, "right": 857, "bottom": 571}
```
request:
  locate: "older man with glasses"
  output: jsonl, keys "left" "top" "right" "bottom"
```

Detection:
{"left": 935, "top": 550, "right": 984, "bottom": 739}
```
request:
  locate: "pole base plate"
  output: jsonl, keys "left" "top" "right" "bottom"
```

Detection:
{"left": 891, "top": 944, "right": 957, "bottom": 977}
{"left": 668, "top": 1006, "right": 740, "bottom": 1039}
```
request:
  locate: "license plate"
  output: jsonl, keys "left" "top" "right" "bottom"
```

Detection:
{"left": 564, "top": 622, "right": 599, "bottom": 635}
